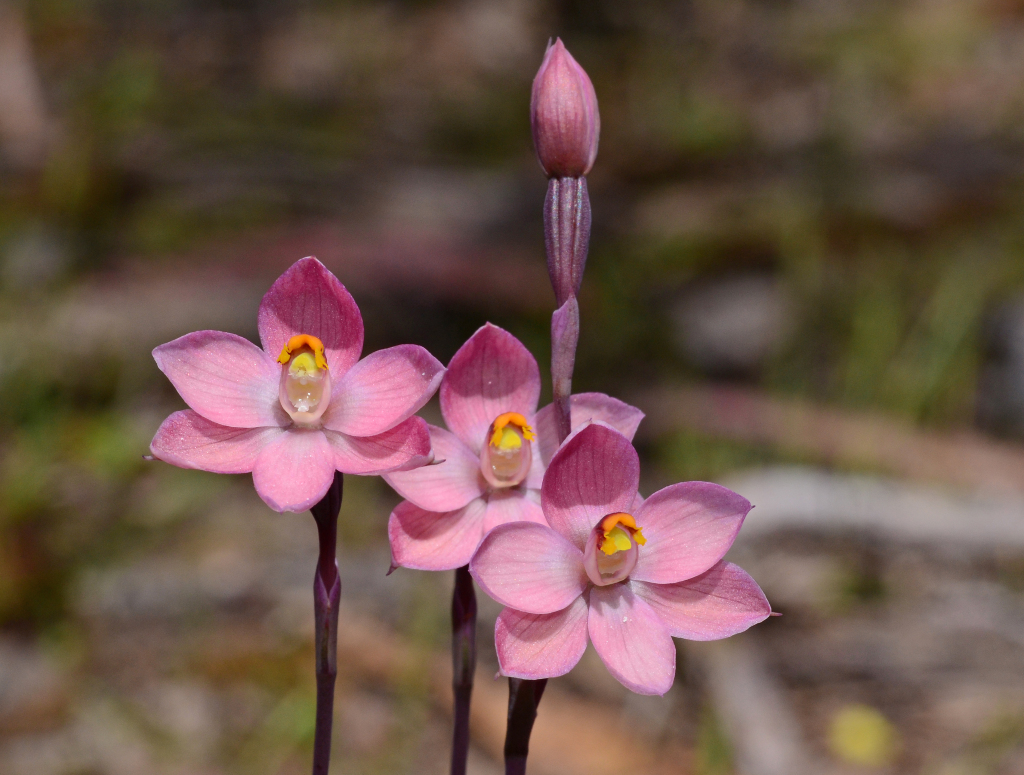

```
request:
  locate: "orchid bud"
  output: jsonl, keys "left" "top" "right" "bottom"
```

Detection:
{"left": 531, "top": 38, "right": 600, "bottom": 178}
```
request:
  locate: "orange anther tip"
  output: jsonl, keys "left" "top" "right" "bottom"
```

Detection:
{"left": 599, "top": 512, "right": 638, "bottom": 533}
{"left": 277, "top": 334, "right": 328, "bottom": 370}
{"left": 489, "top": 412, "right": 536, "bottom": 447}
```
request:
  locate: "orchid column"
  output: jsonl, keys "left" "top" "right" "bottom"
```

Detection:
{"left": 502, "top": 38, "right": 600, "bottom": 775}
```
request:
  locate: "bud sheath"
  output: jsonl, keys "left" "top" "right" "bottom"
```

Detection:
{"left": 544, "top": 177, "right": 591, "bottom": 308}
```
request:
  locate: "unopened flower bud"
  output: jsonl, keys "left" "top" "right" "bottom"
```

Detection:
{"left": 531, "top": 38, "right": 599, "bottom": 178}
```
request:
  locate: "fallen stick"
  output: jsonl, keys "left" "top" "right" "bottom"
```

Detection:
{"left": 686, "top": 636, "right": 829, "bottom": 775}
{"left": 634, "top": 383, "right": 1024, "bottom": 496}
{"left": 726, "top": 465, "right": 1024, "bottom": 552}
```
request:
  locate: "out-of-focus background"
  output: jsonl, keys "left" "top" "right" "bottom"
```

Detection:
{"left": 5, "top": 0, "right": 1024, "bottom": 773}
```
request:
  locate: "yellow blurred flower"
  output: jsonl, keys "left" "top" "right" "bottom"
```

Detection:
{"left": 828, "top": 703, "right": 899, "bottom": 768}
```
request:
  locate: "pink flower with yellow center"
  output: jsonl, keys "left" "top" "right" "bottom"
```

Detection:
{"left": 469, "top": 423, "right": 771, "bottom": 696}
{"left": 384, "top": 323, "right": 645, "bottom": 572}
{"left": 150, "top": 257, "right": 444, "bottom": 513}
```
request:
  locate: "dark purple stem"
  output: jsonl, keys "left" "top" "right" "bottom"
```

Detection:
{"left": 450, "top": 565, "right": 477, "bottom": 775}
{"left": 504, "top": 677, "right": 547, "bottom": 775}
{"left": 310, "top": 472, "right": 343, "bottom": 775}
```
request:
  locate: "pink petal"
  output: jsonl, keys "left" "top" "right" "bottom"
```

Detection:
{"left": 482, "top": 489, "right": 547, "bottom": 532}
{"left": 495, "top": 597, "right": 589, "bottom": 680}
{"left": 257, "top": 257, "right": 364, "bottom": 378}
{"left": 588, "top": 584, "right": 676, "bottom": 696}
{"left": 150, "top": 410, "right": 282, "bottom": 473}
{"left": 541, "top": 423, "right": 640, "bottom": 549}
{"left": 324, "top": 416, "right": 432, "bottom": 475}
{"left": 388, "top": 498, "right": 487, "bottom": 571}
{"left": 439, "top": 324, "right": 541, "bottom": 453}
{"left": 469, "top": 522, "right": 587, "bottom": 615}
{"left": 153, "top": 331, "right": 284, "bottom": 428}
{"left": 632, "top": 482, "right": 752, "bottom": 585}
{"left": 531, "top": 393, "right": 645, "bottom": 483}
{"left": 323, "top": 345, "right": 444, "bottom": 437}
{"left": 252, "top": 429, "right": 336, "bottom": 513}
{"left": 631, "top": 562, "right": 771, "bottom": 641}
{"left": 383, "top": 425, "right": 484, "bottom": 512}
{"left": 525, "top": 418, "right": 594, "bottom": 489}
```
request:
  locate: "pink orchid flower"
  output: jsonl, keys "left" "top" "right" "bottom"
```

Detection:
{"left": 470, "top": 423, "right": 770, "bottom": 696}
{"left": 150, "top": 257, "right": 444, "bottom": 513}
{"left": 384, "top": 323, "right": 644, "bottom": 572}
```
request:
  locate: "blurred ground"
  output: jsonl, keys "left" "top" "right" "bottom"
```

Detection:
{"left": 5, "top": 0, "right": 1024, "bottom": 773}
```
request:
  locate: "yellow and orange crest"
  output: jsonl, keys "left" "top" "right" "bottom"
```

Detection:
{"left": 598, "top": 512, "right": 647, "bottom": 556}
{"left": 488, "top": 412, "right": 537, "bottom": 450}
{"left": 277, "top": 334, "right": 329, "bottom": 371}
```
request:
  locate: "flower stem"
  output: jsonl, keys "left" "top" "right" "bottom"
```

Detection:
{"left": 504, "top": 677, "right": 547, "bottom": 775}
{"left": 450, "top": 564, "right": 477, "bottom": 775}
{"left": 507, "top": 175, "right": 589, "bottom": 775}
{"left": 551, "top": 296, "right": 580, "bottom": 442}
{"left": 310, "top": 472, "right": 344, "bottom": 775}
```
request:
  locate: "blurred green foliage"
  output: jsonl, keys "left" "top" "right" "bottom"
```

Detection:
{"left": 694, "top": 704, "right": 732, "bottom": 775}
{"left": 654, "top": 429, "right": 801, "bottom": 485}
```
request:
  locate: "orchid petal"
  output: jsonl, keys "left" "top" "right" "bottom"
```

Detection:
{"left": 153, "top": 331, "right": 284, "bottom": 428}
{"left": 440, "top": 324, "right": 541, "bottom": 453}
{"left": 631, "top": 563, "right": 771, "bottom": 641}
{"left": 323, "top": 345, "right": 444, "bottom": 436}
{"left": 530, "top": 393, "right": 645, "bottom": 485}
{"left": 383, "top": 425, "right": 484, "bottom": 512}
{"left": 470, "top": 522, "right": 586, "bottom": 615}
{"left": 252, "top": 429, "right": 336, "bottom": 513}
{"left": 632, "top": 482, "right": 751, "bottom": 584}
{"left": 588, "top": 584, "right": 676, "bottom": 696}
{"left": 388, "top": 499, "right": 487, "bottom": 571}
{"left": 541, "top": 423, "right": 639, "bottom": 549}
{"left": 482, "top": 488, "right": 547, "bottom": 532}
{"left": 324, "top": 416, "right": 432, "bottom": 475}
{"left": 257, "top": 257, "right": 364, "bottom": 378}
{"left": 150, "top": 410, "right": 282, "bottom": 473}
{"left": 495, "top": 597, "right": 589, "bottom": 680}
